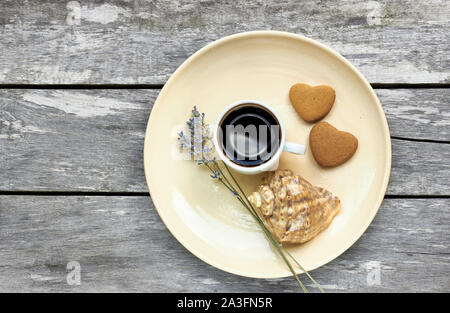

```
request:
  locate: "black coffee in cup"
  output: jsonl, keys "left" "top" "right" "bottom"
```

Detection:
{"left": 218, "top": 104, "right": 281, "bottom": 166}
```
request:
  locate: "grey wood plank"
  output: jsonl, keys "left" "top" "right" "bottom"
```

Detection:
{"left": 0, "top": 0, "right": 448, "bottom": 84}
{"left": 0, "top": 196, "right": 447, "bottom": 292}
{"left": 1, "top": 89, "right": 449, "bottom": 194}
{"left": 376, "top": 89, "right": 450, "bottom": 142}
{"left": 0, "top": 89, "right": 152, "bottom": 192}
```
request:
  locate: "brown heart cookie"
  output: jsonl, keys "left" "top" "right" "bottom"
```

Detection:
{"left": 309, "top": 121, "right": 358, "bottom": 167}
{"left": 289, "top": 83, "right": 335, "bottom": 123}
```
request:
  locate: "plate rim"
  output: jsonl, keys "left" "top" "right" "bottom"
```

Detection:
{"left": 143, "top": 30, "right": 392, "bottom": 278}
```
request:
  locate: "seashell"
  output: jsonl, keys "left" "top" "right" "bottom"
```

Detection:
{"left": 248, "top": 170, "right": 341, "bottom": 244}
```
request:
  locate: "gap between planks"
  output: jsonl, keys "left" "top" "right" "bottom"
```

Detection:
{"left": 390, "top": 136, "right": 450, "bottom": 144}
{"left": 0, "top": 191, "right": 448, "bottom": 198}
{"left": 0, "top": 83, "right": 449, "bottom": 89}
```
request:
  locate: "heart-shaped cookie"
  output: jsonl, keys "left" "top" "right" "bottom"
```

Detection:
{"left": 289, "top": 83, "right": 335, "bottom": 123}
{"left": 309, "top": 121, "right": 358, "bottom": 167}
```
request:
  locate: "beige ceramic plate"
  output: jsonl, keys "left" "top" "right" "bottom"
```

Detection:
{"left": 144, "top": 31, "right": 391, "bottom": 278}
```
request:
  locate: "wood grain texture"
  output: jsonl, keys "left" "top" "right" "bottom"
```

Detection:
{"left": 0, "top": 196, "right": 448, "bottom": 292}
{"left": 1, "top": 89, "right": 449, "bottom": 194}
{"left": 0, "top": 0, "right": 449, "bottom": 84}
{"left": 376, "top": 89, "right": 450, "bottom": 142}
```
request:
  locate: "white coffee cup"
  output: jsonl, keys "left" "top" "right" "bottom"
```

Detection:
{"left": 213, "top": 100, "right": 306, "bottom": 175}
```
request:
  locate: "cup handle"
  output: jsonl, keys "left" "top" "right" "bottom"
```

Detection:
{"left": 284, "top": 142, "right": 306, "bottom": 155}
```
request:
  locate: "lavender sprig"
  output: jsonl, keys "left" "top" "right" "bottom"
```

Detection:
{"left": 177, "top": 106, "right": 323, "bottom": 293}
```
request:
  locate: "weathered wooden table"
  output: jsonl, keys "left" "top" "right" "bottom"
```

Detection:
{"left": 0, "top": 1, "right": 449, "bottom": 292}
